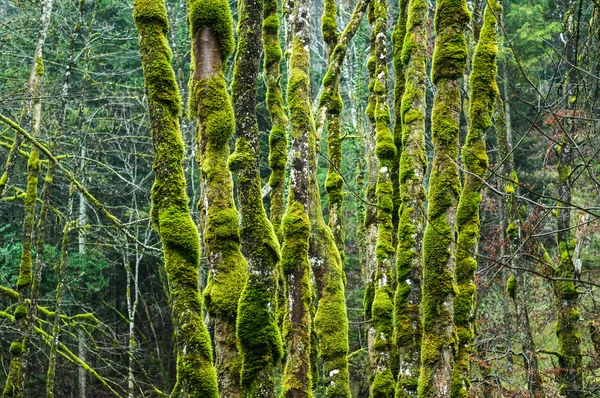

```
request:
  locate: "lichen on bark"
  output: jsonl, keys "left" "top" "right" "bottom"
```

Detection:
{"left": 133, "top": 1, "right": 219, "bottom": 396}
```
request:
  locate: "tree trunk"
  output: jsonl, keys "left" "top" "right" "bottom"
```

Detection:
{"left": 452, "top": 2, "right": 501, "bottom": 397}
{"left": 46, "top": 187, "right": 75, "bottom": 398}
{"left": 229, "top": 0, "right": 283, "bottom": 395}
{"left": 280, "top": 0, "right": 315, "bottom": 395}
{"left": 133, "top": 1, "right": 219, "bottom": 396}
{"left": 319, "top": 0, "right": 370, "bottom": 271}
{"left": 187, "top": 1, "right": 248, "bottom": 397}
{"left": 368, "top": 0, "right": 396, "bottom": 395}
{"left": 393, "top": 0, "right": 427, "bottom": 394}
{"left": 553, "top": 1, "right": 583, "bottom": 396}
{"left": 3, "top": 1, "right": 54, "bottom": 396}
{"left": 498, "top": 57, "right": 545, "bottom": 396}
{"left": 418, "top": 0, "right": 469, "bottom": 396}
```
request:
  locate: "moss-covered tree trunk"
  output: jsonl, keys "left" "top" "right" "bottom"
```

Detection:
{"left": 418, "top": 0, "right": 468, "bottom": 396}
{"left": 393, "top": 0, "right": 426, "bottom": 395}
{"left": 228, "top": 0, "right": 284, "bottom": 394}
{"left": 390, "top": 0, "right": 408, "bottom": 297}
{"left": 133, "top": 1, "right": 219, "bottom": 396}
{"left": 303, "top": 10, "right": 353, "bottom": 398}
{"left": 0, "top": 0, "right": 53, "bottom": 200}
{"left": 3, "top": 1, "right": 53, "bottom": 395}
{"left": 280, "top": 0, "right": 314, "bottom": 395}
{"left": 264, "top": 0, "right": 288, "bottom": 238}
{"left": 263, "top": 0, "right": 288, "bottom": 350}
{"left": 451, "top": 2, "right": 500, "bottom": 396}
{"left": 368, "top": 0, "right": 396, "bottom": 396}
{"left": 364, "top": 6, "right": 380, "bottom": 380}
{"left": 553, "top": 2, "right": 583, "bottom": 396}
{"left": 186, "top": 1, "right": 248, "bottom": 396}
{"left": 319, "top": 0, "right": 370, "bottom": 269}
{"left": 322, "top": 0, "right": 344, "bottom": 264}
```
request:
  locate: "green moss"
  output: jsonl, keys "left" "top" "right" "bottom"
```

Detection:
{"left": 506, "top": 274, "right": 516, "bottom": 300}
{"left": 452, "top": 2, "right": 500, "bottom": 396}
{"left": 13, "top": 305, "right": 27, "bottom": 320}
{"left": 9, "top": 342, "right": 24, "bottom": 357}
{"left": 430, "top": 0, "right": 470, "bottom": 84}
{"left": 230, "top": 1, "right": 284, "bottom": 393}
{"left": 2, "top": 356, "right": 22, "bottom": 397}
{"left": 419, "top": 0, "right": 468, "bottom": 396}
{"left": 17, "top": 148, "right": 40, "bottom": 291}
{"left": 322, "top": 0, "right": 338, "bottom": 55}
{"left": 368, "top": 0, "right": 396, "bottom": 395}
{"left": 553, "top": 237, "right": 582, "bottom": 395}
{"left": 262, "top": 0, "right": 287, "bottom": 241}
{"left": 134, "top": 1, "right": 219, "bottom": 395}
{"left": 280, "top": 202, "right": 313, "bottom": 397}
{"left": 393, "top": 0, "right": 428, "bottom": 394}
{"left": 133, "top": 0, "right": 170, "bottom": 30}
{"left": 187, "top": 0, "right": 235, "bottom": 61}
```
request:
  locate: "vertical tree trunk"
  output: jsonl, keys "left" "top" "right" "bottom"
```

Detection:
{"left": 3, "top": 1, "right": 54, "bottom": 396}
{"left": 322, "top": 0, "right": 345, "bottom": 266}
{"left": 393, "top": 0, "right": 427, "bottom": 395}
{"left": 263, "top": 0, "right": 288, "bottom": 349}
{"left": 418, "top": 0, "right": 469, "bottom": 396}
{"left": 264, "top": 0, "right": 288, "bottom": 239}
{"left": 368, "top": 0, "right": 396, "bottom": 395}
{"left": 319, "top": 0, "right": 370, "bottom": 271}
{"left": 228, "top": 0, "right": 283, "bottom": 395}
{"left": 452, "top": 2, "right": 501, "bottom": 397}
{"left": 46, "top": 187, "right": 75, "bottom": 398}
{"left": 133, "top": 1, "right": 219, "bottom": 396}
{"left": 553, "top": 1, "right": 583, "bottom": 396}
{"left": 0, "top": 0, "right": 53, "bottom": 199}
{"left": 186, "top": 1, "right": 248, "bottom": 396}
{"left": 77, "top": 158, "right": 88, "bottom": 398}
{"left": 309, "top": 3, "right": 370, "bottom": 396}
{"left": 390, "top": 0, "right": 408, "bottom": 288}
{"left": 364, "top": 4, "right": 380, "bottom": 379}
{"left": 280, "top": 0, "right": 315, "bottom": 395}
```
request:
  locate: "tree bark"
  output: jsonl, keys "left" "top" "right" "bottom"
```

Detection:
{"left": 133, "top": 1, "right": 219, "bottom": 396}
{"left": 452, "top": 2, "right": 501, "bottom": 396}
{"left": 393, "top": 0, "right": 426, "bottom": 394}
{"left": 418, "top": 0, "right": 469, "bottom": 396}
{"left": 229, "top": 0, "right": 283, "bottom": 394}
